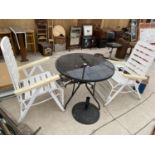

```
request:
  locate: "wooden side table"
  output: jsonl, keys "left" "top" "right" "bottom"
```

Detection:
{"left": 115, "top": 38, "right": 129, "bottom": 59}
{"left": 129, "top": 41, "right": 137, "bottom": 55}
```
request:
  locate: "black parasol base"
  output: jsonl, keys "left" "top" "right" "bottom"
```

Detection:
{"left": 72, "top": 97, "right": 99, "bottom": 124}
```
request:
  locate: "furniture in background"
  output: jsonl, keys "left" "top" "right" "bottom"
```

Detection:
{"left": 35, "top": 19, "right": 53, "bottom": 55}
{"left": 115, "top": 38, "right": 129, "bottom": 59}
{"left": 38, "top": 42, "right": 53, "bottom": 56}
{"left": 56, "top": 53, "right": 114, "bottom": 124}
{"left": 139, "top": 22, "right": 155, "bottom": 44}
{"left": 112, "top": 28, "right": 123, "bottom": 42}
{"left": 53, "top": 25, "right": 66, "bottom": 52}
{"left": 78, "top": 19, "right": 102, "bottom": 29}
{"left": 81, "top": 25, "right": 97, "bottom": 49}
{"left": 9, "top": 26, "right": 28, "bottom": 62}
{"left": 128, "top": 41, "right": 136, "bottom": 54}
{"left": 93, "top": 28, "right": 107, "bottom": 48}
{"left": 81, "top": 36, "right": 96, "bottom": 49}
{"left": 96, "top": 41, "right": 155, "bottom": 105}
{"left": 1, "top": 36, "right": 65, "bottom": 122}
{"left": 131, "top": 19, "right": 139, "bottom": 41}
{"left": 99, "top": 29, "right": 122, "bottom": 59}
{"left": 94, "top": 27, "right": 122, "bottom": 48}
{"left": 106, "top": 42, "right": 122, "bottom": 59}
{"left": 26, "top": 29, "right": 36, "bottom": 53}
{"left": 48, "top": 20, "right": 55, "bottom": 51}
{"left": 35, "top": 19, "right": 48, "bottom": 43}
{"left": 106, "top": 31, "right": 115, "bottom": 42}
{"left": 68, "top": 26, "right": 81, "bottom": 50}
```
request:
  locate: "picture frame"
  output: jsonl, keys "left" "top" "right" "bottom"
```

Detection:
{"left": 83, "top": 25, "right": 93, "bottom": 37}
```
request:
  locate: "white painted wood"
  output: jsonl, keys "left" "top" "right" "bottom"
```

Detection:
{"left": 122, "top": 73, "right": 147, "bottom": 81}
{"left": 18, "top": 57, "right": 50, "bottom": 71}
{"left": 96, "top": 40, "right": 155, "bottom": 105}
{"left": 15, "top": 74, "right": 60, "bottom": 95}
{"left": 0, "top": 36, "right": 64, "bottom": 122}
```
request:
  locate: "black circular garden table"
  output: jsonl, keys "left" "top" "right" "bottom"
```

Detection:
{"left": 56, "top": 53, "right": 115, "bottom": 124}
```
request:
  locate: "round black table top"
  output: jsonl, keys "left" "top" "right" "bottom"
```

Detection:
{"left": 106, "top": 42, "right": 122, "bottom": 48}
{"left": 56, "top": 53, "right": 115, "bottom": 82}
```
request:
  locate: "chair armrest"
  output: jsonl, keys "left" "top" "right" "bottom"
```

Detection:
{"left": 122, "top": 73, "right": 147, "bottom": 81}
{"left": 18, "top": 57, "right": 50, "bottom": 71}
{"left": 108, "top": 60, "right": 126, "bottom": 65}
{"left": 14, "top": 74, "right": 60, "bottom": 95}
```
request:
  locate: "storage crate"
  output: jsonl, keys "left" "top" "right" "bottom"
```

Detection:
{"left": 38, "top": 42, "right": 53, "bottom": 56}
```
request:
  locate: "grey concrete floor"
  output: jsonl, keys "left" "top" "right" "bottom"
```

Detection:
{"left": 0, "top": 48, "right": 155, "bottom": 135}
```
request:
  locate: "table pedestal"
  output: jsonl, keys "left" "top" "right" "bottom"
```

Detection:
{"left": 64, "top": 82, "right": 100, "bottom": 110}
{"left": 72, "top": 97, "right": 99, "bottom": 124}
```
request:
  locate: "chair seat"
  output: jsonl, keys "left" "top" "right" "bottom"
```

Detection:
{"left": 111, "top": 70, "right": 134, "bottom": 85}
{"left": 110, "top": 64, "right": 134, "bottom": 85}
{"left": 19, "top": 71, "right": 59, "bottom": 101}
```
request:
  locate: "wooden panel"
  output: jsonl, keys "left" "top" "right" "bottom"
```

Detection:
{"left": 78, "top": 19, "right": 102, "bottom": 27}
{"left": 0, "top": 19, "right": 35, "bottom": 29}
{"left": 0, "top": 19, "right": 129, "bottom": 38}
{"left": 101, "top": 19, "right": 129, "bottom": 28}
{"left": 118, "top": 19, "right": 130, "bottom": 27}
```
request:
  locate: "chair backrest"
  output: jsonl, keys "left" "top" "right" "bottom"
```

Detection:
{"left": 0, "top": 36, "right": 20, "bottom": 89}
{"left": 125, "top": 41, "right": 155, "bottom": 76}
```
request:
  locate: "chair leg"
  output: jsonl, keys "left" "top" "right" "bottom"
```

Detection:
{"left": 50, "top": 90, "right": 65, "bottom": 111}
{"left": 105, "top": 84, "right": 126, "bottom": 105}
{"left": 18, "top": 89, "right": 39, "bottom": 123}
{"left": 59, "top": 88, "right": 64, "bottom": 106}
{"left": 134, "top": 84, "right": 141, "bottom": 99}
{"left": 18, "top": 99, "right": 35, "bottom": 123}
{"left": 18, "top": 102, "right": 29, "bottom": 123}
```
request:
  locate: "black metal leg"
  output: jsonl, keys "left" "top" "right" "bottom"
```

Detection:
{"left": 64, "top": 83, "right": 81, "bottom": 109}
{"left": 92, "top": 82, "right": 96, "bottom": 95}
{"left": 85, "top": 83, "right": 100, "bottom": 110}
{"left": 109, "top": 48, "right": 113, "bottom": 59}
{"left": 72, "top": 83, "right": 76, "bottom": 95}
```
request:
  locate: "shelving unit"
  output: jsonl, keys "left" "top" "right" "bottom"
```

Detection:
{"left": 26, "top": 29, "right": 36, "bottom": 53}
{"left": 35, "top": 19, "right": 48, "bottom": 43}
{"left": 48, "top": 20, "right": 55, "bottom": 51}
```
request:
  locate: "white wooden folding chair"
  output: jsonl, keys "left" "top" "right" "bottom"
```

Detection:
{"left": 96, "top": 40, "right": 155, "bottom": 105}
{"left": 0, "top": 36, "right": 64, "bottom": 122}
